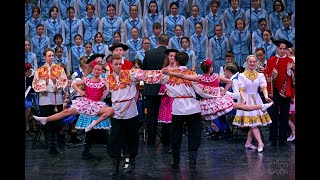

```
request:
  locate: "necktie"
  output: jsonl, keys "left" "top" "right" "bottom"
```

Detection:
{"left": 77, "top": 47, "right": 81, "bottom": 53}
{"left": 264, "top": 43, "right": 268, "bottom": 50}
{"left": 218, "top": 38, "right": 222, "bottom": 43}
{"left": 85, "top": 0, "right": 89, "bottom": 4}
{"left": 38, "top": 37, "right": 42, "bottom": 44}
{"left": 70, "top": 19, "right": 73, "bottom": 24}
{"left": 57, "top": 59, "right": 62, "bottom": 63}
{"left": 131, "top": 19, "right": 136, "bottom": 26}
{"left": 52, "top": 20, "right": 56, "bottom": 25}
{"left": 213, "top": 15, "right": 216, "bottom": 21}
{"left": 173, "top": 16, "right": 177, "bottom": 22}
{"left": 233, "top": 10, "right": 237, "bottom": 17}
{"left": 88, "top": 17, "right": 93, "bottom": 23}
{"left": 238, "top": 32, "right": 242, "bottom": 39}
{"left": 254, "top": 9, "right": 259, "bottom": 14}
{"left": 277, "top": 14, "right": 281, "bottom": 21}
{"left": 197, "top": 35, "right": 201, "bottom": 40}
{"left": 110, "top": 17, "right": 114, "bottom": 21}
{"left": 34, "top": 19, "right": 39, "bottom": 24}
{"left": 193, "top": 18, "right": 197, "bottom": 23}
{"left": 177, "top": 38, "right": 181, "bottom": 43}
{"left": 97, "top": 44, "right": 100, "bottom": 51}
{"left": 285, "top": 27, "right": 289, "bottom": 33}
{"left": 151, "top": 14, "right": 156, "bottom": 20}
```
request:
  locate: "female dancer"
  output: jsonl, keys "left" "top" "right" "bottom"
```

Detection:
{"left": 33, "top": 62, "right": 114, "bottom": 132}
{"left": 163, "top": 58, "right": 273, "bottom": 121}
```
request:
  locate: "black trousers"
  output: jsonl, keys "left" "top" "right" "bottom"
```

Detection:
{"left": 161, "top": 123, "right": 172, "bottom": 147}
{"left": 145, "top": 95, "right": 161, "bottom": 144}
{"left": 269, "top": 88, "right": 291, "bottom": 142}
{"left": 107, "top": 116, "right": 140, "bottom": 160}
{"left": 39, "top": 105, "right": 63, "bottom": 149}
{"left": 171, "top": 113, "right": 202, "bottom": 164}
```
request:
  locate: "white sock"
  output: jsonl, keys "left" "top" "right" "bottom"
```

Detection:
{"left": 33, "top": 115, "right": 47, "bottom": 125}
{"left": 261, "top": 102, "right": 273, "bottom": 112}
{"left": 85, "top": 120, "right": 96, "bottom": 132}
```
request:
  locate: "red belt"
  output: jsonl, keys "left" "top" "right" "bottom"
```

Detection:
{"left": 175, "top": 96, "right": 193, "bottom": 98}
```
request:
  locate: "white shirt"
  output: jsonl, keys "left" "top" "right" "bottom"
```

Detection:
{"left": 142, "top": 66, "right": 214, "bottom": 115}
{"left": 106, "top": 70, "right": 141, "bottom": 119}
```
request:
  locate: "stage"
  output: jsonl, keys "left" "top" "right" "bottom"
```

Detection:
{"left": 25, "top": 125, "right": 295, "bottom": 179}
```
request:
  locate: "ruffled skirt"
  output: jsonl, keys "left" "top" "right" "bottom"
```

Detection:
{"left": 72, "top": 97, "right": 106, "bottom": 116}
{"left": 232, "top": 93, "right": 272, "bottom": 127}
{"left": 200, "top": 95, "right": 234, "bottom": 120}
{"left": 158, "top": 95, "right": 173, "bottom": 123}
{"left": 75, "top": 114, "right": 111, "bottom": 130}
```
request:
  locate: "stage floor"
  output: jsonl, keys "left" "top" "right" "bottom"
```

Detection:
{"left": 25, "top": 126, "right": 295, "bottom": 179}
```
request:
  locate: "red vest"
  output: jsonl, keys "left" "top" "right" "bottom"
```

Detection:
{"left": 265, "top": 56, "right": 295, "bottom": 98}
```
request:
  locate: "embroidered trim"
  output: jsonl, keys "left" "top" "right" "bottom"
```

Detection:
{"left": 167, "top": 69, "right": 195, "bottom": 86}
{"left": 199, "top": 73, "right": 218, "bottom": 83}
{"left": 84, "top": 77, "right": 106, "bottom": 88}
{"left": 107, "top": 70, "right": 133, "bottom": 91}
{"left": 243, "top": 70, "right": 258, "bottom": 82}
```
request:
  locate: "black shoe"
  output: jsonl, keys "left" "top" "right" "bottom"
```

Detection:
{"left": 110, "top": 159, "right": 120, "bottom": 176}
{"left": 164, "top": 146, "right": 172, "bottom": 154}
{"left": 82, "top": 152, "right": 95, "bottom": 160}
{"left": 212, "top": 132, "right": 222, "bottom": 140}
{"left": 47, "top": 147, "right": 54, "bottom": 154}
{"left": 279, "top": 141, "right": 291, "bottom": 146}
{"left": 265, "top": 141, "right": 277, "bottom": 147}
{"left": 123, "top": 164, "right": 135, "bottom": 174}
{"left": 147, "top": 141, "right": 155, "bottom": 146}
{"left": 189, "top": 166, "right": 197, "bottom": 174}
{"left": 171, "top": 163, "right": 180, "bottom": 170}
{"left": 67, "top": 137, "right": 82, "bottom": 144}
{"left": 53, "top": 147, "right": 62, "bottom": 154}
{"left": 48, "top": 147, "right": 61, "bottom": 154}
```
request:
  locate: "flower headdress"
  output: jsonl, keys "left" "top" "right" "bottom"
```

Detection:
{"left": 202, "top": 58, "right": 213, "bottom": 67}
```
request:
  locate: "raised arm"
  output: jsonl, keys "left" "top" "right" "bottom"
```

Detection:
{"left": 162, "top": 68, "right": 199, "bottom": 82}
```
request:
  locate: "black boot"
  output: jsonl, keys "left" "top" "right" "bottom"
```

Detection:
{"left": 189, "top": 151, "right": 198, "bottom": 173}
{"left": 82, "top": 143, "right": 95, "bottom": 160}
{"left": 110, "top": 159, "right": 120, "bottom": 176}
{"left": 45, "top": 131, "right": 53, "bottom": 154}
{"left": 171, "top": 149, "right": 180, "bottom": 170}
{"left": 123, "top": 158, "right": 135, "bottom": 174}
{"left": 68, "top": 132, "right": 82, "bottom": 144}
{"left": 58, "top": 134, "right": 66, "bottom": 150}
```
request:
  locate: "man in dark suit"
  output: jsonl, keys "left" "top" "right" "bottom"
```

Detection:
{"left": 142, "top": 34, "right": 169, "bottom": 146}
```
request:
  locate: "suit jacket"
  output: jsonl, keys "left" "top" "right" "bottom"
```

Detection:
{"left": 142, "top": 45, "right": 167, "bottom": 96}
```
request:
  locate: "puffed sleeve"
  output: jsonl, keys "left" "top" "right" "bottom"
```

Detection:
{"left": 259, "top": 73, "right": 267, "bottom": 91}
{"left": 238, "top": 74, "right": 246, "bottom": 93}
{"left": 191, "top": 82, "right": 216, "bottom": 99}
{"left": 141, "top": 70, "right": 169, "bottom": 84}
{"left": 56, "top": 69, "right": 68, "bottom": 90}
